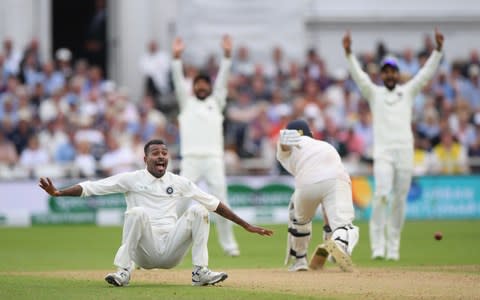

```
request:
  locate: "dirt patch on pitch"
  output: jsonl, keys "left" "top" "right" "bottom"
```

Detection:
{"left": 5, "top": 266, "right": 480, "bottom": 299}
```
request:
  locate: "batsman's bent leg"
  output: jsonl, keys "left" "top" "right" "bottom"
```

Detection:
{"left": 285, "top": 198, "right": 312, "bottom": 271}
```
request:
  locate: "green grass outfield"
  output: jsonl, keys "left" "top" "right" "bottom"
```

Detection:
{"left": 0, "top": 220, "right": 479, "bottom": 299}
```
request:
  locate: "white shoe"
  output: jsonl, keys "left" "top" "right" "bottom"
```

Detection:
{"left": 288, "top": 257, "right": 308, "bottom": 272}
{"left": 105, "top": 269, "right": 130, "bottom": 287}
{"left": 225, "top": 248, "right": 240, "bottom": 257}
{"left": 386, "top": 252, "right": 399, "bottom": 261}
{"left": 372, "top": 249, "right": 385, "bottom": 260}
{"left": 192, "top": 267, "right": 228, "bottom": 286}
{"left": 324, "top": 239, "right": 354, "bottom": 272}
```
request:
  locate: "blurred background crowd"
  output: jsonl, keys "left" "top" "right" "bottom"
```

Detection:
{"left": 0, "top": 34, "right": 479, "bottom": 179}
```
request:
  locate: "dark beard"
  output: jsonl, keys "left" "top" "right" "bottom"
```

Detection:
{"left": 195, "top": 91, "right": 209, "bottom": 100}
{"left": 384, "top": 81, "right": 397, "bottom": 90}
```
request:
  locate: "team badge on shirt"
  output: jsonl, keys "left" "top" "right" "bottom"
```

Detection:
{"left": 166, "top": 186, "right": 174, "bottom": 194}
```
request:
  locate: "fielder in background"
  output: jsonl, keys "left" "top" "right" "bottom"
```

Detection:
{"left": 172, "top": 35, "right": 240, "bottom": 257}
{"left": 277, "top": 120, "right": 359, "bottom": 272}
{"left": 343, "top": 29, "right": 444, "bottom": 260}
{"left": 39, "top": 139, "right": 273, "bottom": 287}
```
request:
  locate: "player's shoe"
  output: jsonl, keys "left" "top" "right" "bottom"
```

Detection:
{"left": 192, "top": 267, "right": 228, "bottom": 286}
{"left": 225, "top": 248, "right": 240, "bottom": 257}
{"left": 386, "top": 252, "right": 399, "bottom": 261}
{"left": 288, "top": 257, "right": 308, "bottom": 272}
{"left": 324, "top": 239, "right": 354, "bottom": 272}
{"left": 105, "top": 269, "right": 130, "bottom": 287}
{"left": 371, "top": 249, "right": 385, "bottom": 260}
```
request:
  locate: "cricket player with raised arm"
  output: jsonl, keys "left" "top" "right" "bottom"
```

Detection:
{"left": 343, "top": 29, "right": 444, "bottom": 260}
{"left": 39, "top": 139, "right": 273, "bottom": 287}
{"left": 277, "top": 120, "right": 359, "bottom": 272}
{"left": 171, "top": 35, "right": 241, "bottom": 256}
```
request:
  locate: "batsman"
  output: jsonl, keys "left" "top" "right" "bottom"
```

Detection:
{"left": 343, "top": 29, "right": 444, "bottom": 260}
{"left": 277, "top": 120, "right": 359, "bottom": 272}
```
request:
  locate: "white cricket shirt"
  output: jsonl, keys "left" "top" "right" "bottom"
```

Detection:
{"left": 79, "top": 170, "right": 220, "bottom": 233}
{"left": 347, "top": 50, "right": 442, "bottom": 159}
{"left": 172, "top": 58, "right": 231, "bottom": 157}
{"left": 276, "top": 136, "right": 350, "bottom": 188}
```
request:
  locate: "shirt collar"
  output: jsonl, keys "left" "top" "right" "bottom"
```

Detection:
{"left": 143, "top": 168, "right": 168, "bottom": 183}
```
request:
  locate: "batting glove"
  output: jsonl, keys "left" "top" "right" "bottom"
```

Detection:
{"left": 279, "top": 129, "right": 301, "bottom": 146}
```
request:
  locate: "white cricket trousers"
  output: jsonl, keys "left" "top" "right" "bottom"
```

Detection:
{"left": 293, "top": 178, "right": 354, "bottom": 230}
{"left": 370, "top": 148, "right": 413, "bottom": 258}
{"left": 114, "top": 205, "right": 210, "bottom": 270}
{"left": 177, "top": 156, "right": 238, "bottom": 253}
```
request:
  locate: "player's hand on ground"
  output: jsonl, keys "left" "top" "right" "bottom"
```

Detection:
{"left": 221, "top": 34, "right": 232, "bottom": 58}
{"left": 434, "top": 28, "right": 444, "bottom": 51}
{"left": 244, "top": 224, "right": 273, "bottom": 236}
{"left": 172, "top": 37, "right": 185, "bottom": 59}
{"left": 343, "top": 30, "right": 352, "bottom": 55}
{"left": 39, "top": 177, "right": 61, "bottom": 196}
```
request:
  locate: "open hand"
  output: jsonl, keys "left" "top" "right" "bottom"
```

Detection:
{"left": 434, "top": 28, "right": 444, "bottom": 51}
{"left": 245, "top": 224, "right": 274, "bottom": 236}
{"left": 39, "top": 177, "right": 61, "bottom": 196}
{"left": 342, "top": 30, "right": 352, "bottom": 55}
{"left": 221, "top": 35, "right": 232, "bottom": 58}
{"left": 172, "top": 37, "right": 185, "bottom": 59}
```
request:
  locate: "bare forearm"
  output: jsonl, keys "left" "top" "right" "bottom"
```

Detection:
{"left": 57, "top": 185, "right": 83, "bottom": 197}
{"left": 214, "top": 202, "right": 249, "bottom": 229}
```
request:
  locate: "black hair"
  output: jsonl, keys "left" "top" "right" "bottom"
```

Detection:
{"left": 144, "top": 139, "right": 166, "bottom": 155}
{"left": 193, "top": 73, "right": 212, "bottom": 86}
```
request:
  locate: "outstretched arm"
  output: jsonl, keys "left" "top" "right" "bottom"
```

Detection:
{"left": 212, "top": 35, "right": 233, "bottom": 109}
{"left": 406, "top": 28, "right": 444, "bottom": 96}
{"left": 343, "top": 30, "right": 376, "bottom": 101}
{"left": 215, "top": 202, "right": 273, "bottom": 236}
{"left": 39, "top": 177, "right": 83, "bottom": 197}
{"left": 171, "top": 37, "right": 189, "bottom": 109}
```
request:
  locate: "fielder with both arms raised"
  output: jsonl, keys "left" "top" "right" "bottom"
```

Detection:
{"left": 171, "top": 35, "right": 241, "bottom": 257}
{"left": 343, "top": 29, "right": 444, "bottom": 260}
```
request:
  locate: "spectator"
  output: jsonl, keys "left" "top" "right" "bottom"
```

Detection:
{"left": 431, "top": 130, "right": 469, "bottom": 174}
{"left": 139, "top": 40, "right": 170, "bottom": 101}
{"left": 38, "top": 119, "right": 69, "bottom": 160}
{"left": 40, "top": 61, "right": 65, "bottom": 96}
{"left": 233, "top": 45, "right": 254, "bottom": 76}
{"left": 19, "top": 136, "right": 50, "bottom": 175}
{"left": 55, "top": 48, "right": 74, "bottom": 79}
{"left": 38, "top": 88, "right": 68, "bottom": 123}
{"left": 55, "top": 130, "right": 76, "bottom": 163}
{"left": 265, "top": 46, "right": 288, "bottom": 80}
{"left": 8, "top": 118, "right": 34, "bottom": 155}
{"left": 0, "top": 129, "right": 18, "bottom": 166}
{"left": 74, "top": 141, "right": 96, "bottom": 178}
{"left": 413, "top": 133, "right": 431, "bottom": 176}
{"left": 2, "top": 38, "right": 22, "bottom": 75}
{"left": 99, "top": 134, "right": 136, "bottom": 176}
{"left": 398, "top": 48, "right": 420, "bottom": 76}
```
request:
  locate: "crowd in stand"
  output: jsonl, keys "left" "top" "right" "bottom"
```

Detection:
{"left": 0, "top": 35, "right": 479, "bottom": 179}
